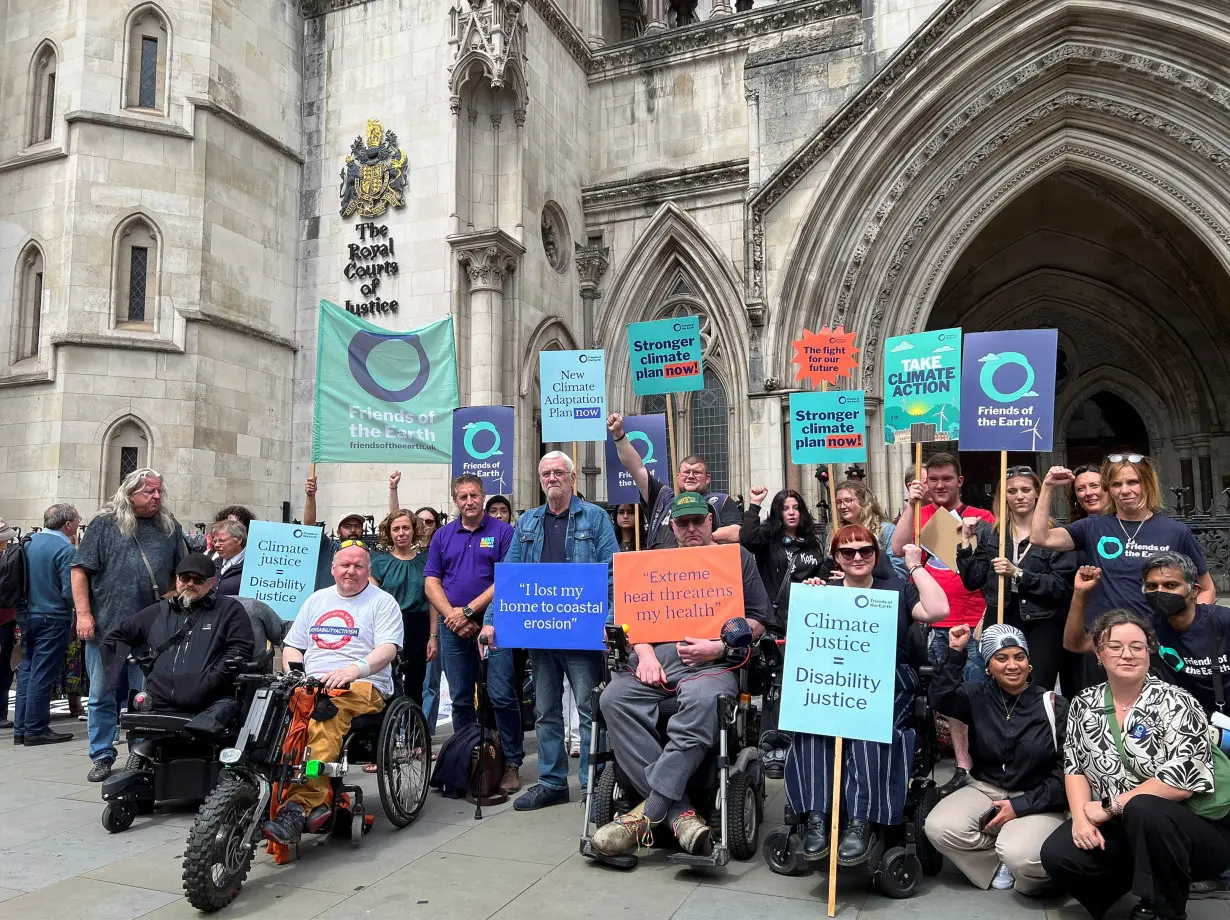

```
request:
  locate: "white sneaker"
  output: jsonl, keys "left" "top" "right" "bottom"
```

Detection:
{"left": 991, "top": 863, "right": 1015, "bottom": 890}
{"left": 569, "top": 738, "right": 581, "bottom": 758}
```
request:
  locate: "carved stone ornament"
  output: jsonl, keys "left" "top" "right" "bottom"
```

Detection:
{"left": 338, "top": 119, "right": 407, "bottom": 219}
{"left": 449, "top": 228, "right": 526, "bottom": 293}
{"left": 574, "top": 241, "right": 610, "bottom": 294}
{"left": 449, "top": 0, "right": 529, "bottom": 114}
{"left": 541, "top": 201, "right": 570, "bottom": 273}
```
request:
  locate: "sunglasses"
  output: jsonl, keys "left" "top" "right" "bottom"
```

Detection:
{"left": 836, "top": 545, "right": 877, "bottom": 561}
{"left": 339, "top": 539, "right": 367, "bottom": 549}
{"left": 1107, "top": 453, "right": 1145, "bottom": 464}
{"left": 1006, "top": 466, "right": 1034, "bottom": 477}
{"left": 177, "top": 573, "right": 207, "bottom": 586}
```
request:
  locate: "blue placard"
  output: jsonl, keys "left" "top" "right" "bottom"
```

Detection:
{"left": 605, "top": 413, "right": 670, "bottom": 503}
{"left": 492, "top": 562, "right": 608, "bottom": 650}
{"left": 452, "top": 405, "right": 514, "bottom": 495}
{"left": 779, "top": 583, "right": 899, "bottom": 743}
{"left": 627, "top": 316, "right": 704, "bottom": 395}
{"left": 239, "top": 521, "right": 323, "bottom": 620}
{"left": 789, "top": 390, "right": 868, "bottom": 464}
{"left": 959, "top": 329, "right": 1058, "bottom": 452}
{"left": 539, "top": 350, "right": 607, "bottom": 442}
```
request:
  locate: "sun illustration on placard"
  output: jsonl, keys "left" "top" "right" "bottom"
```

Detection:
{"left": 791, "top": 325, "right": 860, "bottom": 388}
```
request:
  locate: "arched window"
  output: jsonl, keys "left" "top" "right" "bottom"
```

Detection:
{"left": 101, "top": 417, "right": 150, "bottom": 497}
{"left": 13, "top": 243, "right": 45, "bottom": 362}
{"left": 643, "top": 371, "right": 731, "bottom": 493}
{"left": 113, "top": 216, "right": 159, "bottom": 328}
{"left": 125, "top": 6, "right": 169, "bottom": 113}
{"left": 27, "top": 42, "right": 56, "bottom": 145}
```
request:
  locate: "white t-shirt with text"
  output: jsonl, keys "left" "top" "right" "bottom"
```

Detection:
{"left": 286, "top": 583, "right": 404, "bottom": 696}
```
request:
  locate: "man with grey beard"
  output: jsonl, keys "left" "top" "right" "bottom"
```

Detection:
{"left": 72, "top": 468, "right": 187, "bottom": 781}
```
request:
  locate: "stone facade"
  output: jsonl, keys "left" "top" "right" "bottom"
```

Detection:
{"left": 2, "top": 0, "right": 1228, "bottom": 545}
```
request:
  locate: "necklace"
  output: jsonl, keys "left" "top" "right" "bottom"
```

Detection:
{"left": 995, "top": 686, "right": 1023, "bottom": 721}
{"left": 1117, "top": 515, "right": 1150, "bottom": 548}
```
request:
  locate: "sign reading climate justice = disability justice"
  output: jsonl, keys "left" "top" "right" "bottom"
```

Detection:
{"left": 779, "top": 583, "right": 898, "bottom": 744}
{"left": 238, "top": 521, "right": 323, "bottom": 621}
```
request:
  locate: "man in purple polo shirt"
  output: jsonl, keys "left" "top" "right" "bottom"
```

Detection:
{"left": 424, "top": 473, "right": 522, "bottom": 793}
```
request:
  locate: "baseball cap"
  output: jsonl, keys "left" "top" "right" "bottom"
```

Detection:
{"left": 670, "top": 492, "right": 711, "bottom": 520}
{"left": 176, "top": 553, "right": 218, "bottom": 580}
{"left": 338, "top": 512, "right": 366, "bottom": 529}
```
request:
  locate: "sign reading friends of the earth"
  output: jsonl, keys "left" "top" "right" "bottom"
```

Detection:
{"left": 339, "top": 119, "right": 407, "bottom": 219}
{"left": 882, "top": 328, "right": 962, "bottom": 446}
{"left": 958, "top": 329, "right": 1058, "bottom": 452}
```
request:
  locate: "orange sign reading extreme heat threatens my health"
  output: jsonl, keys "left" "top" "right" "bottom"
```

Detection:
{"left": 614, "top": 544, "right": 745, "bottom": 644}
{"left": 791, "top": 326, "right": 860, "bottom": 388}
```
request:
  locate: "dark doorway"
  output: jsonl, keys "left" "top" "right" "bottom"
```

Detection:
{"left": 1064, "top": 391, "right": 1150, "bottom": 470}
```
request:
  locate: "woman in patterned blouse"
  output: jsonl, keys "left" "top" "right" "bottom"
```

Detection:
{"left": 1041, "top": 610, "right": 1230, "bottom": 920}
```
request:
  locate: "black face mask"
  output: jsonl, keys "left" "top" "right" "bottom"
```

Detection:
{"left": 1146, "top": 590, "right": 1189, "bottom": 618}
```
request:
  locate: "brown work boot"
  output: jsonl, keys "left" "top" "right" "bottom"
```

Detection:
{"left": 592, "top": 802, "right": 654, "bottom": 856}
{"left": 499, "top": 764, "right": 521, "bottom": 793}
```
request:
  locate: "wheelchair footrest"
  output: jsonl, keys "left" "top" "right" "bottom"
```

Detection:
{"left": 580, "top": 839, "right": 638, "bottom": 869}
{"left": 668, "top": 848, "right": 730, "bottom": 869}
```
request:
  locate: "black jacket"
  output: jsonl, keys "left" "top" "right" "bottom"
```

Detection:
{"left": 101, "top": 591, "right": 254, "bottom": 712}
{"left": 739, "top": 506, "right": 823, "bottom": 634}
{"left": 956, "top": 521, "right": 1076, "bottom": 623}
{"left": 215, "top": 558, "right": 245, "bottom": 596}
{"left": 931, "top": 647, "right": 1068, "bottom": 816}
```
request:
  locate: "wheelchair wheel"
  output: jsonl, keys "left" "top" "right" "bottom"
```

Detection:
{"left": 591, "top": 764, "right": 618, "bottom": 828}
{"left": 763, "top": 829, "right": 809, "bottom": 876}
{"left": 914, "top": 783, "right": 944, "bottom": 876}
{"left": 182, "top": 779, "right": 259, "bottom": 912}
{"left": 350, "top": 805, "right": 365, "bottom": 846}
{"left": 719, "top": 770, "right": 760, "bottom": 861}
{"left": 101, "top": 802, "right": 135, "bottom": 834}
{"left": 377, "top": 697, "right": 431, "bottom": 828}
{"left": 874, "top": 846, "right": 922, "bottom": 899}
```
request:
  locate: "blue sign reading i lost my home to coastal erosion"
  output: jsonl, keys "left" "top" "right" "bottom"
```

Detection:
{"left": 492, "top": 563, "right": 609, "bottom": 651}
{"left": 959, "top": 329, "right": 1058, "bottom": 452}
{"left": 539, "top": 350, "right": 607, "bottom": 442}
{"left": 452, "top": 406, "right": 514, "bottom": 495}
{"left": 779, "top": 583, "right": 899, "bottom": 744}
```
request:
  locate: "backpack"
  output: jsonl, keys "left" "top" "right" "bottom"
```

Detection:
{"left": 0, "top": 533, "right": 31, "bottom": 609}
{"left": 429, "top": 722, "right": 507, "bottom": 805}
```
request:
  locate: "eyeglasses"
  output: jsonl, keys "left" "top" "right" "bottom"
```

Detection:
{"left": 1158, "top": 646, "right": 1185, "bottom": 672}
{"left": 339, "top": 539, "right": 367, "bottom": 549}
{"left": 1006, "top": 466, "right": 1034, "bottom": 477}
{"left": 836, "top": 545, "right": 877, "bottom": 561}
{"left": 1107, "top": 454, "right": 1145, "bottom": 464}
{"left": 540, "top": 469, "right": 571, "bottom": 480}
{"left": 177, "top": 573, "right": 206, "bottom": 586}
{"left": 1103, "top": 642, "right": 1147, "bottom": 657}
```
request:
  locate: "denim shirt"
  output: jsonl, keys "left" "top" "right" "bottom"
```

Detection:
{"left": 491, "top": 496, "right": 619, "bottom": 625}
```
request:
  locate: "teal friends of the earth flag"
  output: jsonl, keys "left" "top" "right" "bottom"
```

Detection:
{"left": 312, "top": 300, "right": 459, "bottom": 463}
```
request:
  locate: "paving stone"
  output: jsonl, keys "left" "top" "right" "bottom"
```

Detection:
{"left": 0, "top": 798, "right": 101, "bottom": 848}
{"left": 139, "top": 880, "right": 347, "bottom": 920}
{"left": 0, "top": 819, "right": 186, "bottom": 891}
{"left": 0, "top": 877, "right": 179, "bottom": 920}
{"left": 0, "top": 779, "right": 96, "bottom": 815}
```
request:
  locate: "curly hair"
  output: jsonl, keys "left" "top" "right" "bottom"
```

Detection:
{"left": 1090, "top": 609, "right": 1159, "bottom": 655}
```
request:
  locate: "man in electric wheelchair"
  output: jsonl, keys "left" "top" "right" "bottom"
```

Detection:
{"left": 587, "top": 492, "right": 773, "bottom": 861}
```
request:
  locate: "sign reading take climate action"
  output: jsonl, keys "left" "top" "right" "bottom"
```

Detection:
{"left": 539, "top": 350, "right": 607, "bottom": 442}
{"left": 958, "top": 329, "right": 1058, "bottom": 452}
{"left": 605, "top": 413, "right": 669, "bottom": 503}
{"left": 492, "top": 563, "right": 608, "bottom": 651}
{"left": 627, "top": 316, "right": 704, "bottom": 395}
{"left": 779, "top": 583, "right": 898, "bottom": 743}
{"left": 452, "top": 406, "right": 514, "bottom": 494}
{"left": 882, "top": 327, "right": 962, "bottom": 446}
{"left": 239, "top": 521, "right": 323, "bottom": 621}
{"left": 613, "top": 544, "right": 743, "bottom": 643}
{"left": 789, "top": 390, "right": 868, "bottom": 464}
{"left": 312, "top": 300, "right": 459, "bottom": 463}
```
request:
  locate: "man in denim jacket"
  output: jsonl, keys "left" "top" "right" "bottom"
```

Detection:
{"left": 481, "top": 450, "right": 618, "bottom": 810}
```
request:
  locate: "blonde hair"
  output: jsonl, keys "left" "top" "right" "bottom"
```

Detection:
{"left": 1103, "top": 457, "right": 1164, "bottom": 515}
{"left": 834, "top": 480, "right": 886, "bottom": 532}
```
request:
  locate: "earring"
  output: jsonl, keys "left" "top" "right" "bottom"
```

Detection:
{"left": 984, "top": 668, "right": 990, "bottom": 676}
{"left": 1028, "top": 665, "right": 1033, "bottom": 672}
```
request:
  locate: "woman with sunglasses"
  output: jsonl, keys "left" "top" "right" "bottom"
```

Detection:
{"left": 957, "top": 467, "right": 1078, "bottom": 694}
{"left": 741, "top": 487, "right": 824, "bottom": 635}
{"left": 1032, "top": 455, "right": 1215, "bottom": 629}
{"left": 833, "top": 479, "right": 908, "bottom": 579}
{"left": 783, "top": 524, "right": 948, "bottom": 864}
{"left": 1041, "top": 610, "right": 1230, "bottom": 920}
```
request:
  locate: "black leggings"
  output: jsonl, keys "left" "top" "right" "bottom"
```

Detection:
{"left": 0, "top": 621, "right": 15, "bottom": 720}
{"left": 398, "top": 612, "right": 430, "bottom": 707}
{"left": 1041, "top": 795, "right": 1230, "bottom": 920}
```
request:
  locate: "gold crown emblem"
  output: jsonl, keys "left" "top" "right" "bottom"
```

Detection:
{"left": 366, "top": 119, "right": 383, "bottom": 148}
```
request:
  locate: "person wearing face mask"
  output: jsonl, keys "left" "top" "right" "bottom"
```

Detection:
{"left": 925, "top": 624, "right": 1069, "bottom": 894}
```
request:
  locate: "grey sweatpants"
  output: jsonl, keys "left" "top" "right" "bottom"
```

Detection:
{"left": 599, "top": 645, "right": 737, "bottom": 803}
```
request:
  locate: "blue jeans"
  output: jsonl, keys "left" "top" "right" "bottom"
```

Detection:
{"left": 530, "top": 649, "right": 603, "bottom": 792}
{"left": 928, "top": 627, "right": 988, "bottom": 684}
{"left": 13, "top": 616, "right": 71, "bottom": 736}
{"left": 84, "top": 640, "right": 143, "bottom": 763}
{"left": 422, "top": 654, "right": 442, "bottom": 736}
{"left": 438, "top": 627, "right": 523, "bottom": 766}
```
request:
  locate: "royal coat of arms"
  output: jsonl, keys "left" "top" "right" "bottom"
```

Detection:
{"left": 339, "top": 119, "right": 408, "bottom": 219}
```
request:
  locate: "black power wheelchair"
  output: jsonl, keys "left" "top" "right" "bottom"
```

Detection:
{"left": 761, "top": 624, "right": 944, "bottom": 898}
{"left": 579, "top": 624, "right": 779, "bottom": 869}
{"left": 179, "top": 663, "right": 432, "bottom": 912}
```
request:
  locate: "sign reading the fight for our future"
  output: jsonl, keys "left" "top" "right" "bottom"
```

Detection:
{"left": 238, "top": 521, "right": 323, "bottom": 621}
{"left": 452, "top": 406, "right": 514, "bottom": 495}
{"left": 539, "top": 350, "right": 607, "bottom": 442}
{"left": 791, "top": 326, "right": 860, "bottom": 388}
{"left": 882, "top": 327, "right": 961, "bottom": 446}
{"left": 492, "top": 563, "right": 609, "bottom": 651}
{"left": 779, "top": 583, "right": 899, "bottom": 743}
{"left": 958, "top": 329, "right": 1058, "bottom": 452}
{"left": 605, "top": 413, "right": 670, "bottom": 503}
{"left": 626, "top": 316, "right": 704, "bottom": 395}
{"left": 789, "top": 390, "right": 868, "bottom": 464}
{"left": 312, "top": 300, "right": 459, "bottom": 463}
{"left": 613, "top": 544, "right": 743, "bottom": 643}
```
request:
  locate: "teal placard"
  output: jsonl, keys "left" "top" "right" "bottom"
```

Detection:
{"left": 311, "top": 300, "right": 459, "bottom": 463}
{"left": 627, "top": 316, "right": 704, "bottom": 395}
{"left": 539, "top": 349, "right": 608, "bottom": 441}
{"left": 882, "top": 327, "right": 961, "bottom": 446}
{"left": 789, "top": 390, "right": 868, "bottom": 464}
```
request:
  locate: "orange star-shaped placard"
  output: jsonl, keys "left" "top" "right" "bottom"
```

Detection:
{"left": 791, "top": 326, "right": 860, "bottom": 387}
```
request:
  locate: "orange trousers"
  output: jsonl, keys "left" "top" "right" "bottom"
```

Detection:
{"left": 286, "top": 681, "right": 384, "bottom": 811}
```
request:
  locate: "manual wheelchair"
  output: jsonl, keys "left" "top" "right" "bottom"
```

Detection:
{"left": 180, "top": 664, "right": 432, "bottom": 912}
{"left": 580, "top": 625, "right": 779, "bottom": 869}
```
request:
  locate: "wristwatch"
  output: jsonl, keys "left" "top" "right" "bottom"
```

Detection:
{"left": 1100, "top": 795, "right": 1122, "bottom": 816}
{"left": 462, "top": 605, "right": 475, "bottom": 620}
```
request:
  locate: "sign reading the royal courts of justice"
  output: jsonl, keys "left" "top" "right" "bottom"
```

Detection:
{"left": 338, "top": 119, "right": 407, "bottom": 317}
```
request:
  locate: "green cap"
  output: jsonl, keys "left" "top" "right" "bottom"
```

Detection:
{"left": 670, "top": 491, "right": 711, "bottom": 520}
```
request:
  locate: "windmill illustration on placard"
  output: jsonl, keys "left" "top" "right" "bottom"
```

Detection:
{"left": 1025, "top": 416, "right": 1046, "bottom": 451}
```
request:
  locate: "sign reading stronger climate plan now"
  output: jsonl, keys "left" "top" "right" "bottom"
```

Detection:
{"left": 627, "top": 316, "right": 704, "bottom": 395}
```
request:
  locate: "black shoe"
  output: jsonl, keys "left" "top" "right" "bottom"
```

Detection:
{"left": 803, "top": 812, "right": 829, "bottom": 860}
{"left": 13, "top": 734, "right": 23, "bottom": 745}
{"left": 263, "top": 803, "right": 307, "bottom": 845}
{"left": 1131, "top": 899, "right": 1157, "bottom": 920}
{"left": 0, "top": 719, "right": 12, "bottom": 729}
{"left": 938, "top": 767, "right": 969, "bottom": 798}
{"left": 23, "top": 730, "right": 73, "bottom": 746}
{"left": 513, "top": 783, "right": 570, "bottom": 811}
{"left": 837, "top": 819, "right": 874, "bottom": 863}
{"left": 87, "top": 757, "right": 115, "bottom": 782}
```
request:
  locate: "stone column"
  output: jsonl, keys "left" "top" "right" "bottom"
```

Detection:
{"left": 575, "top": 241, "right": 610, "bottom": 499}
{"left": 449, "top": 229, "right": 526, "bottom": 407}
{"left": 645, "top": 0, "right": 668, "bottom": 34}
{"left": 745, "top": 87, "right": 761, "bottom": 193}
{"left": 710, "top": 0, "right": 733, "bottom": 17}
{"left": 588, "top": 0, "right": 606, "bottom": 48}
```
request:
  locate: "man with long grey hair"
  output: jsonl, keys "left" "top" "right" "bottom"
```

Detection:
{"left": 72, "top": 468, "right": 187, "bottom": 781}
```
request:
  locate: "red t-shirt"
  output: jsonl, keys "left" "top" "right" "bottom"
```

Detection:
{"left": 918, "top": 503, "right": 996, "bottom": 629}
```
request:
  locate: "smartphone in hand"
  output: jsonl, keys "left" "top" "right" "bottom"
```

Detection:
{"left": 977, "top": 805, "right": 1001, "bottom": 830}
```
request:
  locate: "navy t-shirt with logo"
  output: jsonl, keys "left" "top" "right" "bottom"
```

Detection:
{"left": 1064, "top": 513, "right": 1208, "bottom": 623}
{"left": 1153, "top": 603, "right": 1230, "bottom": 715}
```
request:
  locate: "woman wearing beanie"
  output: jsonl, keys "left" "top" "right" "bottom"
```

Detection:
{"left": 925, "top": 623, "right": 1069, "bottom": 893}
